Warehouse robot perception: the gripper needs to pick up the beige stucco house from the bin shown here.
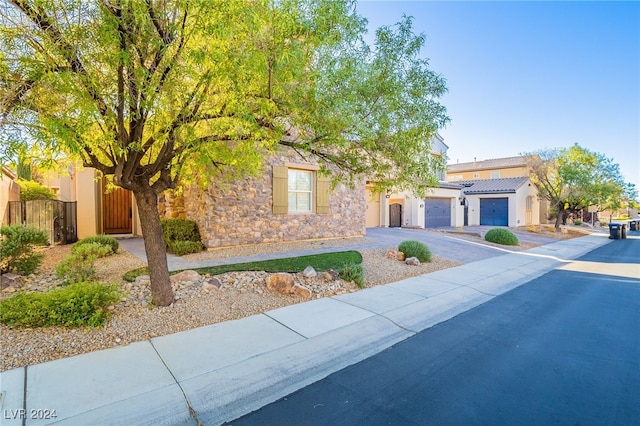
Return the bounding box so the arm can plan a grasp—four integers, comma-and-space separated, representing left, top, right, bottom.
0, 166, 21, 226
365, 133, 466, 229
447, 155, 548, 225
446, 156, 535, 182
459, 177, 540, 227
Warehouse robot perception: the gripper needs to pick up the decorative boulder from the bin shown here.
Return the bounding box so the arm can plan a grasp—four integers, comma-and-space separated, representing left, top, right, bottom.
135, 275, 151, 285
385, 249, 398, 259
266, 273, 312, 299
0, 273, 23, 290
170, 270, 202, 284
397, 251, 406, 261
323, 269, 340, 281
405, 257, 420, 266
302, 266, 317, 278
201, 282, 219, 293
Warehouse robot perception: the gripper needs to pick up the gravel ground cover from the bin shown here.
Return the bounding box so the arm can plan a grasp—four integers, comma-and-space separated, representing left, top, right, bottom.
0, 226, 582, 372
1, 239, 460, 371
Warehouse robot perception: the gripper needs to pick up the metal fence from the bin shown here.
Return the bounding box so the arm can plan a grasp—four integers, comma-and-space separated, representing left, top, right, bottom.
7, 200, 78, 245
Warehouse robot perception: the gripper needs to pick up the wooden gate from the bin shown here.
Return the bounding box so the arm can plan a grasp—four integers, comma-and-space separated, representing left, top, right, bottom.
102, 178, 132, 234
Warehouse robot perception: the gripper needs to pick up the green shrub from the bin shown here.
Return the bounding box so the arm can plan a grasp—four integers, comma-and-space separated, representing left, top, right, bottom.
0, 282, 120, 328
339, 262, 365, 288
484, 228, 519, 246
398, 240, 432, 262
161, 218, 202, 244
574, 220, 582, 226
16, 179, 55, 201
73, 235, 119, 255
161, 218, 203, 254
169, 240, 204, 256
0, 225, 49, 275
56, 243, 111, 284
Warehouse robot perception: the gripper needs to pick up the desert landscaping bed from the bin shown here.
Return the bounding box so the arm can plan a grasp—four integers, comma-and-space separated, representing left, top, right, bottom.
0, 227, 583, 372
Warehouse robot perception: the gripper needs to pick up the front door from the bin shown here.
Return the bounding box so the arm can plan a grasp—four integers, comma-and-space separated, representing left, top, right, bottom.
102, 178, 132, 234
389, 203, 402, 228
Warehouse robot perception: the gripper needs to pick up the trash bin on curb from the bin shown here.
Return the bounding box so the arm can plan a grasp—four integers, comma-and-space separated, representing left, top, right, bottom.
621, 224, 627, 239
631, 221, 638, 231
609, 223, 621, 239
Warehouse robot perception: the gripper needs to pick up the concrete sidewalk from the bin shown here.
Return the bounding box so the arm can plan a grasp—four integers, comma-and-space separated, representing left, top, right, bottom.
0, 234, 612, 425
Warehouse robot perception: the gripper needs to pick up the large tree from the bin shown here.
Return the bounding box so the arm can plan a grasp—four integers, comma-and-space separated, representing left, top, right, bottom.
1, 0, 449, 305
525, 144, 634, 231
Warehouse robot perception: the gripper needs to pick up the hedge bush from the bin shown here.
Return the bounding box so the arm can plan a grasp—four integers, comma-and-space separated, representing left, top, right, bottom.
169, 240, 204, 256
0, 225, 49, 275
484, 228, 519, 246
161, 218, 203, 255
398, 240, 432, 262
0, 282, 120, 328
161, 218, 202, 244
73, 235, 119, 255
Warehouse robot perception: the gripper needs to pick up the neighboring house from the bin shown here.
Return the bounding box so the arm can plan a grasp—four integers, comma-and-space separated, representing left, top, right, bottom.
0, 166, 21, 226
459, 177, 540, 227
446, 155, 548, 224
366, 133, 466, 229
446, 156, 534, 181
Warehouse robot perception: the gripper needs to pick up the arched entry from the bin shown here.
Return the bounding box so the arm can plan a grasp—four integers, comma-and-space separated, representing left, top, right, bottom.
389, 203, 402, 228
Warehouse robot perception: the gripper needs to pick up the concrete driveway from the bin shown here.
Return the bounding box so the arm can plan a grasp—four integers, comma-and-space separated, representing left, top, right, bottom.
365, 227, 533, 264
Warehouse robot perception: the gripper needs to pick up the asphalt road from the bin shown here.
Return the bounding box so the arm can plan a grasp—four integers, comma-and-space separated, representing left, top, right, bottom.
227, 236, 640, 425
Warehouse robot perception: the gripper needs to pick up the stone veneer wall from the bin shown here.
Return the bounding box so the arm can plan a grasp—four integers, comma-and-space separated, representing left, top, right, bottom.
176, 153, 366, 248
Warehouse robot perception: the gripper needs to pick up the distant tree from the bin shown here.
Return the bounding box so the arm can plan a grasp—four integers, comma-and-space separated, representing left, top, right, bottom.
526, 143, 631, 231
1, 1, 449, 306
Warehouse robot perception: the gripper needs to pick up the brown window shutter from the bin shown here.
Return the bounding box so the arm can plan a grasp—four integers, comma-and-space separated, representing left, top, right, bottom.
272, 166, 288, 214
316, 174, 331, 214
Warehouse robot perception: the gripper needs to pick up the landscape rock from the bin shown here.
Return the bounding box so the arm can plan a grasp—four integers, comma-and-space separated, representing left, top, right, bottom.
405, 257, 420, 266
385, 249, 398, 259
170, 270, 202, 284
134, 275, 151, 285
302, 266, 317, 278
265, 273, 312, 299
201, 283, 219, 293
397, 251, 406, 261
203, 276, 223, 289
323, 269, 340, 281
0, 273, 23, 289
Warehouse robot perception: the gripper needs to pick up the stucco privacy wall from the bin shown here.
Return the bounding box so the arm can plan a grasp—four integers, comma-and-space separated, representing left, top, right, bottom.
0, 168, 20, 225
178, 153, 366, 248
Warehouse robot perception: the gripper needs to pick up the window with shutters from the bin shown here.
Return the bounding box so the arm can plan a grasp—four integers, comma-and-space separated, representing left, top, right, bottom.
288, 169, 312, 212
272, 165, 331, 215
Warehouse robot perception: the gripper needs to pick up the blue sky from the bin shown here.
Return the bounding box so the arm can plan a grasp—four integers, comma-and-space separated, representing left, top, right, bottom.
356, 1, 640, 191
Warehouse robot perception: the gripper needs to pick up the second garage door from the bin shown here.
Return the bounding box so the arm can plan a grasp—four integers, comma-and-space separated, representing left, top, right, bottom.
425, 198, 451, 228
480, 198, 509, 226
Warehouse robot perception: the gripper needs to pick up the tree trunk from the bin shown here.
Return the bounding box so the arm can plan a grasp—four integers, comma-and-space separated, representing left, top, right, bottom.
133, 188, 175, 306
554, 206, 564, 232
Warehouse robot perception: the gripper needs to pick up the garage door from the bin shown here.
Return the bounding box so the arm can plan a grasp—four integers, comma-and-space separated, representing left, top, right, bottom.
480, 198, 509, 226
425, 198, 451, 228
